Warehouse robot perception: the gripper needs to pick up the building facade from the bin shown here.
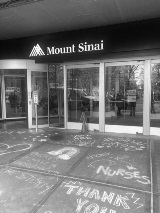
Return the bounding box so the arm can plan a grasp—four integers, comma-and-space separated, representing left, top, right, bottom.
0, 18, 160, 136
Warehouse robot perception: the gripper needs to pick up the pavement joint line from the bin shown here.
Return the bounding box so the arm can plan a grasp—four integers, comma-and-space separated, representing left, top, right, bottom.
64, 175, 152, 194
5, 146, 92, 178
2, 164, 152, 195
64, 147, 92, 176
30, 176, 67, 213
0, 164, 62, 177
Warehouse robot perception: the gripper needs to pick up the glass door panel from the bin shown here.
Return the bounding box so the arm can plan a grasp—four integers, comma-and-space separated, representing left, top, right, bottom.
150, 63, 160, 128
5, 75, 26, 118
0, 72, 2, 118
48, 64, 64, 127
31, 71, 48, 125
105, 64, 144, 127
67, 67, 99, 123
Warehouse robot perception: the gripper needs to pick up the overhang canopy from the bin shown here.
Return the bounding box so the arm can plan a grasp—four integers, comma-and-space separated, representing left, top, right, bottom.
0, 0, 160, 40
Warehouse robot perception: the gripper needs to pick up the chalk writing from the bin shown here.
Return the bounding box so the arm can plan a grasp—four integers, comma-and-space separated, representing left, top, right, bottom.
61, 181, 144, 213
0, 131, 13, 134
87, 152, 130, 161
0, 167, 58, 194
0, 142, 32, 156
40, 139, 47, 142
12, 146, 80, 173
12, 153, 58, 173
88, 159, 150, 185
48, 147, 79, 160
98, 137, 147, 151
17, 130, 27, 134
67, 134, 96, 147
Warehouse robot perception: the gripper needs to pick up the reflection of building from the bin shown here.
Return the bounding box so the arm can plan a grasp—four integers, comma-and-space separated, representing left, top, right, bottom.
1, 18, 160, 136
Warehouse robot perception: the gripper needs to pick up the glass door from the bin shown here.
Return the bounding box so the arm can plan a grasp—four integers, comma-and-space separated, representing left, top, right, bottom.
31, 71, 48, 126
150, 61, 160, 136
0, 72, 2, 119
66, 64, 99, 130
4, 75, 26, 118
105, 62, 144, 134
48, 64, 64, 128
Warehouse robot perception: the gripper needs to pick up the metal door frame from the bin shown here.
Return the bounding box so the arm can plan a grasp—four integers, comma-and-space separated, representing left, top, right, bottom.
27, 69, 49, 129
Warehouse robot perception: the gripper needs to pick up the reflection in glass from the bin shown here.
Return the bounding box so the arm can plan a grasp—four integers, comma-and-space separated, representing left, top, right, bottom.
0, 72, 2, 118
105, 65, 144, 126
67, 67, 99, 123
48, 64, 64, 127
31, 72, 48, 125
150, 63, 160, 127
5, 75, 26, 118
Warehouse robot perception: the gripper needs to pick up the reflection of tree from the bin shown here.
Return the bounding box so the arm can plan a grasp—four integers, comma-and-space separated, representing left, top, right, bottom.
68, 68, 99, 95
8, 92, 20, 113
110, 65, 143, 93
48, 64, 64, 87
152, 64, 160, 90
151, 64, 160, 101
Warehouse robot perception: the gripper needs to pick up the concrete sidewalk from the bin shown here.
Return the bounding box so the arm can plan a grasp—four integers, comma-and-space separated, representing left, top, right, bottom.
0, 128, 159, 213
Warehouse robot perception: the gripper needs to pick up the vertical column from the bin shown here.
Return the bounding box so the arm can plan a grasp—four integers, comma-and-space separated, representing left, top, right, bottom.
99, 63, 105, 132
115, 72, 120, 93
27, 69, 32, 129
106, 67, 112, 111
143, 60, 151, 135
1, 74, 6, 119
90, 76, 93, 117
63, 65, 68, 129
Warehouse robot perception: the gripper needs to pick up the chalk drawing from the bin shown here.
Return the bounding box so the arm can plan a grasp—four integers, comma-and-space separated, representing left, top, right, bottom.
13, 157, 58, 173
87, 152, 130, 161
0, 168, 58, 195
47, 147, 79, 160
40, 139, 47, 142
67, 135, 96, 147
17, 131, 27, 134
88, 159, 150, 185
98, 137, 147, 151
12, 147, 79, 172
0, 189, 3, 196
0, 142, 32, 155
62, 181, 144, 212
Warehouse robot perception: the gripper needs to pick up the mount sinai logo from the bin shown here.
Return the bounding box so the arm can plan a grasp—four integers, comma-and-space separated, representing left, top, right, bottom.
29, 40, 104, 57
29, 44, 45, 57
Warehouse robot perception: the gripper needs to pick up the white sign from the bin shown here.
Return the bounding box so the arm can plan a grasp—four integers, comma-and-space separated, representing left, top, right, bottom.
127, 90, 136, 102
33, 91, 38, 104
29, 40, 104, 57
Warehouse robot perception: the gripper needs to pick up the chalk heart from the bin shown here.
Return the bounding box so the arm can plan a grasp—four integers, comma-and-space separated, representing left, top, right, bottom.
0, 143, 32, 155
47, 147, 79, 160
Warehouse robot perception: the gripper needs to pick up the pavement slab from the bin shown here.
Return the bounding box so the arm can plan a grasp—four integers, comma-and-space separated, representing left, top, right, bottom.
0, 128, 159, 212
0, 140, 42, 165
96, 136, 149, 151
69, 147, 151, 192
152, 139, 160, 194
153, 194, 160, 213
0, 167, 61, 213
35, 178, 151, 213
10, 144, 89, 175
49, 131, 102, 147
